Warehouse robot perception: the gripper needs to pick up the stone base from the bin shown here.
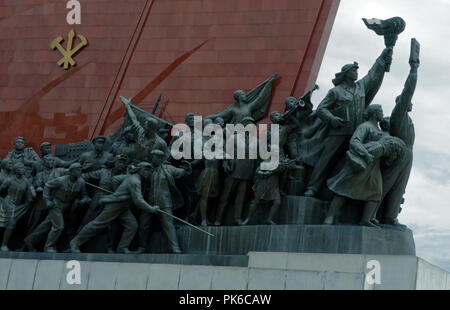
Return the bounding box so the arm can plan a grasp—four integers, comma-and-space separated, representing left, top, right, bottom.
1, 252, 447, 290
148, 223, 416, 256
248, 195, 367, 225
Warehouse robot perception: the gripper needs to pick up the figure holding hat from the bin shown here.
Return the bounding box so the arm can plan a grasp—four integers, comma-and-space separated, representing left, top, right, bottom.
77, 154, 129, 250
24, 163, 91, 252
79, 136, 113, 173
137, 149, 191, 254
303, 46, 393, 198
70, 162, 159, 254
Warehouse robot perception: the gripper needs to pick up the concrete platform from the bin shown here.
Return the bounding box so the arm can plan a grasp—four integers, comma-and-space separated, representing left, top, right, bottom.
0, 252, 447, 290
147, 223, 415, 256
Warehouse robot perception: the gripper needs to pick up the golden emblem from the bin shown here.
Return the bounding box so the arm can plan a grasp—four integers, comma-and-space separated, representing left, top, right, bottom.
50, 29, 88, 70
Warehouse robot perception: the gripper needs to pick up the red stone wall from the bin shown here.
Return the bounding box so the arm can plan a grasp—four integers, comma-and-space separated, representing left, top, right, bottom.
0, 0, 339, 155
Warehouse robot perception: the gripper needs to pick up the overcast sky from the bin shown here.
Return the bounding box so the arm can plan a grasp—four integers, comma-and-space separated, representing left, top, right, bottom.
313, 0, 450, 271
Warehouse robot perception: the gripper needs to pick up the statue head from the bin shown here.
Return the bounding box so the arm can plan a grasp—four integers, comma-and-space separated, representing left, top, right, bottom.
233, 90, 247, 103
203, 118, 213, 128
114, 154, 128, 172
92, 136, 106, 152
13, 162, 25, 177
284, 97, 297, 110
136, 161, 152, 179
14, 137, 25, 151
332, 62, 359, 86
185, 113, 195, 128
1, 160, 12, 173
42, 155, 55, 169
40, 142, 52, 157
69, 163, 82, 179
380, 116, 391, 133
214, 117, 225, 128
270, 111, 282, 124
366, 104, 384, 122
150, 149, 166, 167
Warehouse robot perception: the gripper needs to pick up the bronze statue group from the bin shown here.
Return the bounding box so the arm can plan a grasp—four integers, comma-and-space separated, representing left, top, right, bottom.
0, 21, 419, 254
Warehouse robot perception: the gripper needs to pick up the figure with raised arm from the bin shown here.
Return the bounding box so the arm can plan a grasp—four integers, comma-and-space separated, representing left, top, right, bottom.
303, 47, 393, 198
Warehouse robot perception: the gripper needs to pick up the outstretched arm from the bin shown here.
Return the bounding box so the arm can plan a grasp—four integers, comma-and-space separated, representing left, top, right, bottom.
128, 178, 158, 213
390, 59, 418, 133
121, 96, 146, 145
121, 96, 139, 127
361, 47, 392, 107
350, 124, 373, 163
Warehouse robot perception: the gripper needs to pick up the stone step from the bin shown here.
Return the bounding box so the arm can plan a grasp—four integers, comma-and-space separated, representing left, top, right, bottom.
278, 195, 329, 224
0, 251, 249, 267
148, 223, 415, 256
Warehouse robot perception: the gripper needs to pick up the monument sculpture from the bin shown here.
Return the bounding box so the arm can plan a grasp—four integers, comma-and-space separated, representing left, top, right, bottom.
0, 17, 419, 257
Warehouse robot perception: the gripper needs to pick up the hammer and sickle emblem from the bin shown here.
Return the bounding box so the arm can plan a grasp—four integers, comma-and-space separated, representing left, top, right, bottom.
50, 29, 88, 70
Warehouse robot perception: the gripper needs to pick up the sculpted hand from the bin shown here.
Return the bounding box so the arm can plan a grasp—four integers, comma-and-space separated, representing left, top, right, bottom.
148, 205, 160, 214
409, 59, 420, 71
382, 47, 393, 66
330, 117, 345, 128
364, 153, 374, 165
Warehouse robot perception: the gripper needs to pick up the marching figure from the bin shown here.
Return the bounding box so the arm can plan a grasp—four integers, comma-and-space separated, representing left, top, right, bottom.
24, 163, 90, 252
70, 162, 159, 253
137, 150, 192, 253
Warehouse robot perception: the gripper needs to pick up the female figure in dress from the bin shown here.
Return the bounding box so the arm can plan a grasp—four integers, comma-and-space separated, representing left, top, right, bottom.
324, 104, 405, 227
0, 162, 36, 251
